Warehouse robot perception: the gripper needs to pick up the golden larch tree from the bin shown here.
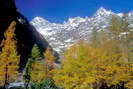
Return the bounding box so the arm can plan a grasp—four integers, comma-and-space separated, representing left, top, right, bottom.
0, 21, 20, 88
53, 40, 131, 89
30, 60, 47, 83
44, 47, 56, 77
53, 41, 96, 89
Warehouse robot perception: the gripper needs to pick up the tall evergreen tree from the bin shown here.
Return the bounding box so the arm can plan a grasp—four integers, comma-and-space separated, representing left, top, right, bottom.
23, 44, 42, 89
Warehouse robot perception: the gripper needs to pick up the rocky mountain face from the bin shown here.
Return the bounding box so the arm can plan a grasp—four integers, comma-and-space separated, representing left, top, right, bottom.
0, 0, 50, 69
31, 7, 133, 54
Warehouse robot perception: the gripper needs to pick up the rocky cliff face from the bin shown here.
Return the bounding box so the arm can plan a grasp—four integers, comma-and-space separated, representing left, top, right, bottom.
0, 0, 50, 69
31, 7, 133, 54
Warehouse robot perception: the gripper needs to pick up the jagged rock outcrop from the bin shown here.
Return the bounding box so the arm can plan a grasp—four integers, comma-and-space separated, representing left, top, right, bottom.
0, 0, 50, 69
31, 7, 133, 54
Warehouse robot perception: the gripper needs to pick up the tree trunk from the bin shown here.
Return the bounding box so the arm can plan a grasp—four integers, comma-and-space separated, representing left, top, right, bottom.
4, 65, 9, 89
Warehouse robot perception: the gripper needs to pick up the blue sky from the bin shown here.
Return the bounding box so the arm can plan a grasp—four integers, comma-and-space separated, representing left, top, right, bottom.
15, 0, 133, 23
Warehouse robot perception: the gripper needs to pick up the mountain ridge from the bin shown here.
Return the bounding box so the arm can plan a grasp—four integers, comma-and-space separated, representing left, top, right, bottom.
31, 7, 133, 54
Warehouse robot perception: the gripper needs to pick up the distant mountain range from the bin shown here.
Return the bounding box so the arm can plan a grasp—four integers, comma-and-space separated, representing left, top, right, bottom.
31, 7, 133, 54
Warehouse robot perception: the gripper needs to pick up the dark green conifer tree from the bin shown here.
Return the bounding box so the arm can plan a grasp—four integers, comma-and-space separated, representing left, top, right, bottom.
23, 44, 42, 89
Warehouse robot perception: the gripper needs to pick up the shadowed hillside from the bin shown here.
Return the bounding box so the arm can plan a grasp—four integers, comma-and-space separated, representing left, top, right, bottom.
0, 0, 50, 69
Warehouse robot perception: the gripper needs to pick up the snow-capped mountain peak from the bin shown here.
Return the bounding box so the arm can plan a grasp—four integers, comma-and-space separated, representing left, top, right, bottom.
32, 17, 49, 24
63, 17, 86, 29
95, 7, 113, 17
68, 17, 86, 24
117, 13, 124, 17
31, 7, 132, 54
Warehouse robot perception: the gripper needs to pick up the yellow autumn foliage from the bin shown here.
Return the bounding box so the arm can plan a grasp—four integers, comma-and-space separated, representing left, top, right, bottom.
44, 47, 56, 71
0, 21, 20, 86
53, 40, 131, 89
30, 60, 47, 83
